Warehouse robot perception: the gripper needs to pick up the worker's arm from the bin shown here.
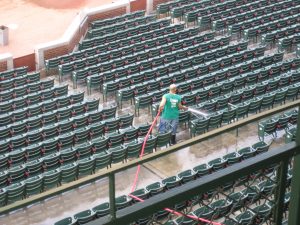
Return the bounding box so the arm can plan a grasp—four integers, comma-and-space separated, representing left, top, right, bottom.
178, 102, 188, 111
159, 96, 166, 112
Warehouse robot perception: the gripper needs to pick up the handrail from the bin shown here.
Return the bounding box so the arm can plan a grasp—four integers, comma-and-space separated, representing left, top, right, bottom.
89, 142, 298, 225
0, 99, 300, 215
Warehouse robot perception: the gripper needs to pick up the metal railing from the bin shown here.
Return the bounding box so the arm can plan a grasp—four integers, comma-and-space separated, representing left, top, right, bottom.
1, 100, 300, 225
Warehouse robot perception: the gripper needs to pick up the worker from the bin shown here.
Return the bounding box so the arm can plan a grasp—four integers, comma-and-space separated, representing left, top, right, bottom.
158, 84, 188, 145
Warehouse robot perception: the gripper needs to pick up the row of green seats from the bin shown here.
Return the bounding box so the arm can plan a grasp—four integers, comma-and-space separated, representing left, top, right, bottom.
0, 113, 133, 172
171, 0, 226, 22
79, 22, 184, 50
0, 84, 67, 117
0, 78, 53, 103
0, 99, 100, 154
156, 0, 197, 17
203, 0, 285, 31
88, 15, 156, 38
90, 10, 145, 29
151, 56, 299, 121
101, 34, 232, 101
184, 0, 262, 25
261, 24, 300, 48
83, 18, 170, 46
229, 8, 300, 37
67, 27, 203, 84
0, 66, 27, 81
118, 45, 267, 110
46, 23, 186, 72
212, 0, 296, 33
243, 9, 300, 42
86, 33, 218, 93
0, 92, 84, 132
0, 130, 171, 207
55, 139, 274, 225
258, 109, 298, 141
0, 71, 39, 92
189, 81, 300, 137
278, 34, 300, 53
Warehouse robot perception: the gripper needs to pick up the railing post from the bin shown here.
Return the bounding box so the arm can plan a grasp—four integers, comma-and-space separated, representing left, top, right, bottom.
288, 105, 300, 225
274, 158, 289, 225
109, 173, 116, 221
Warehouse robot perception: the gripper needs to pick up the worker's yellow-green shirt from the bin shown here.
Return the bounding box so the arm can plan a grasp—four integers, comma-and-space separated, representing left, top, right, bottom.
161, 93, 181, 120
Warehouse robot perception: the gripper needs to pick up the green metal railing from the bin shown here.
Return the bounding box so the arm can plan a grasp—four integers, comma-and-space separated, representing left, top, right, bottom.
1, 100, 300, 225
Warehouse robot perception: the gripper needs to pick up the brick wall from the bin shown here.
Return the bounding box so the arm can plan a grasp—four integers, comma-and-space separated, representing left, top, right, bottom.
153, 0, 172, 10
130, 0, 146, 12
88, 6, 127, 23
0, 60, 8, 72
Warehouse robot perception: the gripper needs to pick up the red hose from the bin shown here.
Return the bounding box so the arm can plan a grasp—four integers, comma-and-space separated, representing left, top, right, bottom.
129, 110, 223, 225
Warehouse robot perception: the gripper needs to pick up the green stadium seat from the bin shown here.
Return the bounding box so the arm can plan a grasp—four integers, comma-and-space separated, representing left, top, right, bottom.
60, 162, 78, 183
25, 175, 43, 197
54, 217, 77, 225
77, 157, 95, 177
94, 151, 111, 171
92, 202, 110, 218
74, 209, 96, 224
107, 146, 127, 164
6, 182, 25, 203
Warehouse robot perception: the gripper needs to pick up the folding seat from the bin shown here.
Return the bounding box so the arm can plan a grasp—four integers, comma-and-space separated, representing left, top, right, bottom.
40, 79, 54, 90
8, 163, 27, 183
41, 138, 59, 156
0, 126, 10, 140
286, 83, 300, 100
25, 174, 43, 197
58, 132, 74, 150
58, 119, 74, 135
119, 126, 139, 143
146, 182, 165, 196
71, 104, 85, 117
14, 76, 27, 87
85, 99, 99, 112
8, 148, 26, 166
9, 134, 27, 151
247, 96, 262, 114
155, 131, 171, 149
56, 96, 70, 109
100, 106, 117, 120
12, 98, 27, 111
189, 117, 209, 137
74, 127, 90, 145
106, 131, 124, 147
0, 79, 13, 92
74, 209, 96, 224
208, 157, 228, 171
41, 100, 56, 112
139, 135, 157, 155
134, 94, 152, 117
162, 176, 182, 190
92, 202, 110, 218
27, 72, 40, 84
103, 117, 120, 133
42, 152, 60, 171
252, 141, 269, 154
56, 107, 71, 122
54, 85, 68, 97
60, 162, 78, 183
124, 139, 142, 159
88, 122, 104, 140
220, 80, 234, 94
210, 199, 233, 218
260, 92, 275, 110
238, 146, 256, 159
25, 158, 43, 176
118, 113, 134, 129
70, 92, 84, 104
108, 145, 127, 164
178, 169, 196, 183
26, 129, 42, 146
6, 182, 25, 203
27, 82, 40, 93
91, 136, 108, 154
26, 93, 41, 106
235, 102, 250, 119
41, 111, 57, 126
115, 195, 132, 210
236, 209, 256, 224
73, 115, 88, 129
0, 90, 12, 102
60, 147, 76, 164
77, 156, 95, 179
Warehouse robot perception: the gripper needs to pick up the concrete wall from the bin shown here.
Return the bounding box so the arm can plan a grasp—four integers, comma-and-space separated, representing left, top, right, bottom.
2, 0, 173, 72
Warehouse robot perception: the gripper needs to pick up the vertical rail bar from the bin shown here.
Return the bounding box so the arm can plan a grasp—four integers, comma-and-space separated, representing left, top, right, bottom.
288, 105, 300, 225
274, 158, 289, 225
109, 173, 116, 221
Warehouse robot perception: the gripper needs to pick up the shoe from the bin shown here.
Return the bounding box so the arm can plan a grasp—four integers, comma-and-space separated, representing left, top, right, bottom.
171, 135, 176, 145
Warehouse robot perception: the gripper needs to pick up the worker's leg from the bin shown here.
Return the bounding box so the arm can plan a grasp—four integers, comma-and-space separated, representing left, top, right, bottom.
170, 119, 179, 145
158, 118, 167, 133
